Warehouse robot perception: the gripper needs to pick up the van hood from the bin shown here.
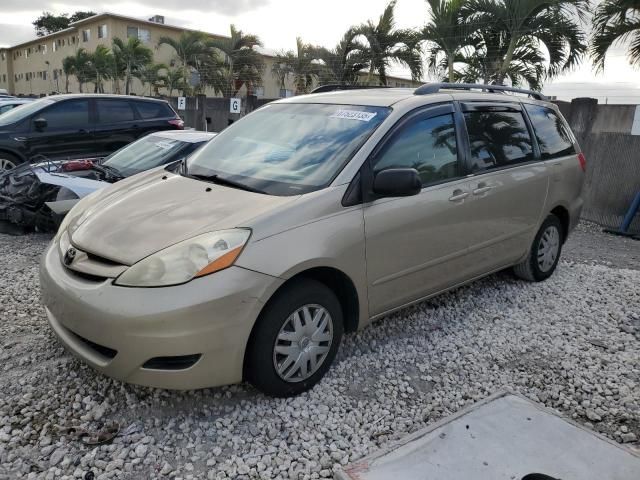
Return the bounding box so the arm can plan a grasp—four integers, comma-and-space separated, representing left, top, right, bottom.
68, 169, 297, 265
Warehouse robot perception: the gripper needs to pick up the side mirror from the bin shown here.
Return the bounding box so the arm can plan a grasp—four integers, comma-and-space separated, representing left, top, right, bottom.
373, 168, 422, 197
34, 117, 48, 131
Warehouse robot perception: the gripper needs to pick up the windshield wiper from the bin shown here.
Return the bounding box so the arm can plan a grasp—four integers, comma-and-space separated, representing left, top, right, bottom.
95, 163, 125, 181
189, 173, 266, 194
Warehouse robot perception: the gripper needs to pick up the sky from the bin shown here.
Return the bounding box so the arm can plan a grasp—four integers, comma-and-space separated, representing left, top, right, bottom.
2, 0, 640, 103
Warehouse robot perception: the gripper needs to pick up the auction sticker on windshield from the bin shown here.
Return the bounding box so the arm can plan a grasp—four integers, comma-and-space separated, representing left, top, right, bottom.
330, 110, 378, 122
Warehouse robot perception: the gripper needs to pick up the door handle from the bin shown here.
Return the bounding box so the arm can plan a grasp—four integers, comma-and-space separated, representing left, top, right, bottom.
449, 189, 470, 202
78, 129, 89, 134
472, 185, 493, 195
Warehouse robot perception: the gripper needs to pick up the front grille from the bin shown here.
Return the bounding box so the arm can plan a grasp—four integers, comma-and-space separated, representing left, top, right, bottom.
142, 354, 201, 371
69, 330, 117, 359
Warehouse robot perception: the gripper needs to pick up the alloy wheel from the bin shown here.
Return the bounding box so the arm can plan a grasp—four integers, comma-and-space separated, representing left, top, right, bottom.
0, 158, 16, 171
537, 225, 560, 272
273, 304, 333, 383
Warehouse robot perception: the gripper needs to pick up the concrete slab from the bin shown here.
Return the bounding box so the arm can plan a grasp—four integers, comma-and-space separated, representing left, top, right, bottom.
336, 391, 640, 480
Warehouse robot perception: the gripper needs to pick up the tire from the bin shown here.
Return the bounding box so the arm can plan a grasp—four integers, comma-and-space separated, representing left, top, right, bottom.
513, 214, 564, 282
0, 152, 20, 172
245, 278, 344, 397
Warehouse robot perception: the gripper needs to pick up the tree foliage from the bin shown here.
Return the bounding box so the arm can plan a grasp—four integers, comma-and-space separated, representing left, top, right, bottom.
591, 0, 640, 71
33, 11, 96, 37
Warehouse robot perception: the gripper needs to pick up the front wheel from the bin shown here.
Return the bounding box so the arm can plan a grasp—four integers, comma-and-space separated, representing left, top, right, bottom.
0, 153, 20, 172
245, 279, 343, 397
513, 214, 564, 282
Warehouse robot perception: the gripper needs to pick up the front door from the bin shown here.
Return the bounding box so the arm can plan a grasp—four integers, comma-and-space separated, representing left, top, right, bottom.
459, 102, 549, 275
25, 98, 94, 161
363, 104, 478, 316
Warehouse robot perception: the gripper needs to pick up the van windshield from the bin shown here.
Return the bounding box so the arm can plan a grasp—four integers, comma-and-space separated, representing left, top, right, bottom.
186, 103, 390, 195
0, 98, 54, 126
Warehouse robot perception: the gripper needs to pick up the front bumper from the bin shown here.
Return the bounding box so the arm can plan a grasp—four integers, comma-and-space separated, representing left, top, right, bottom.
40, 241, 283, 390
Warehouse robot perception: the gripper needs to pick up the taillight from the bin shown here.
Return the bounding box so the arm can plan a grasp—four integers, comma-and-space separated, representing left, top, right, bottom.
577, 152, 586, 172
169, 118, 184, 130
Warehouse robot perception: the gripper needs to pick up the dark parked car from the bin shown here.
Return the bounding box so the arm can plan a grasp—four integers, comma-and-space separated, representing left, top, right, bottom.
0, 94, 184, 171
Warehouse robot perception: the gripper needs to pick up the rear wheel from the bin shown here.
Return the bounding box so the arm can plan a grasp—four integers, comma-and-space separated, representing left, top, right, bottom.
0, 153, 19, 172
245, 279, 343, 397
513, 214, 563, 282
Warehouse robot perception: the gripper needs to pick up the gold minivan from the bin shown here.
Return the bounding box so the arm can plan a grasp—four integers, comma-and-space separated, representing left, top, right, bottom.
40, 84, 585, 397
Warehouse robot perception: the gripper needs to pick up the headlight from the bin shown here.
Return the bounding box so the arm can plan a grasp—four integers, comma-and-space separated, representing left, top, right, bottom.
115, 229, 251, 287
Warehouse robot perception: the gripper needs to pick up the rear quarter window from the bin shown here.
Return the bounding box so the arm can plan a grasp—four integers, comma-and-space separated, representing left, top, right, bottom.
135, 101, 174, 119
524, 104, 576, 159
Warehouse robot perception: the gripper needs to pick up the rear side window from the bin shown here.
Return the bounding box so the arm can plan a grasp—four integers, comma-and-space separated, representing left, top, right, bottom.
374, 114, 459, 186
135, 101, 174, 119
524, 104, 576, 159
38, 99, 89, 129
464, 110, 534, 172
97, 100, 135, 124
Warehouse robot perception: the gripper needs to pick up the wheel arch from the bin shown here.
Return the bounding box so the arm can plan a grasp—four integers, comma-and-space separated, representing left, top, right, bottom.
549, 205, 570, 242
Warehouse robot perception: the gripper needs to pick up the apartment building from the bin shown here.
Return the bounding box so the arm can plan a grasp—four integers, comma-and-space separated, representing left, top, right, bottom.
0, 13, 420, 98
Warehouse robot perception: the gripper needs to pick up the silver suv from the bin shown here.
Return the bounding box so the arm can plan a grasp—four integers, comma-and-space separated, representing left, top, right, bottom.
40, 84, 585, 397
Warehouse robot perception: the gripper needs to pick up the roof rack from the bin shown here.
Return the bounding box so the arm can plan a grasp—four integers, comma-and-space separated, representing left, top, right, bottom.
414, 83, 547, 101
310, 84, 391, 94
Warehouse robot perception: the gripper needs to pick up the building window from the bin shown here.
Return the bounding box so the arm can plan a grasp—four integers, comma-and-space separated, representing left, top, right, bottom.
98, 24, 107, 39
254, 86, 264, 98
82, 29, 91, 42
280, 89, 293, 98
42, 44, 47, 54
43, 71, 48, 80
52, 41, 56, 52
127, 26, 150, 43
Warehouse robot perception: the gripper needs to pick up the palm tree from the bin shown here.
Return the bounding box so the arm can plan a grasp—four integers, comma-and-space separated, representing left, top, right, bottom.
316, 29, 370, 85
89, 45, 114, 93
162, 68, 188, 97
159, 31, 211, 93
135, 63, 168, 96
62, 56, 75, 93
422, 0, 476, 82
207, 25, 265, 97
463, 0, 588, 85
63, 48, 92, 93
272, 38, 326, 95
451, 31, 546, 89
353, 0, 423, 85
591, 0, 640, 71
112, 36, 153, 95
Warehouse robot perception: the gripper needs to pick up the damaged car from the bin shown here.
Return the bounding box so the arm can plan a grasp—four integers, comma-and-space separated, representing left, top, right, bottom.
0, 131, 215, 232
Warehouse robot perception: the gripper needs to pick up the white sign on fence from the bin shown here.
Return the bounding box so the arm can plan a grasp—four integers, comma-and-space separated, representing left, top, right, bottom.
177, 97, 186, 110
230, 98, 241, 114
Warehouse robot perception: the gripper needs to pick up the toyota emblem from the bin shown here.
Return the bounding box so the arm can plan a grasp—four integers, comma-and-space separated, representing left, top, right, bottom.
63, 247, 77, 266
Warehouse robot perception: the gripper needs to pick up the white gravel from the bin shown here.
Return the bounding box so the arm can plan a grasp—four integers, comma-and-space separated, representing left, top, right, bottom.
0, 224, 639, 479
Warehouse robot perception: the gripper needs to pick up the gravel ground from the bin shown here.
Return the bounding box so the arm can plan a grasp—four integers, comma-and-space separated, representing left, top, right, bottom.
0, 222, 639, 480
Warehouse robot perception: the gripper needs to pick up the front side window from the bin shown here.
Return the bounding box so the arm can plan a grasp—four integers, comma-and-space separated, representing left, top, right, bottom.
374, 113, 459, 186
0, 98, 53, 126
36, 100, 89, 130
97, 99, 135, 124
464, 110, 534, 172
187, 103, 390, 196
524, 104, 576, 159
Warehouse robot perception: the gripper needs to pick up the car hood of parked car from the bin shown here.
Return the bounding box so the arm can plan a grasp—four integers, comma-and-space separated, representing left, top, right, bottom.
67, 168, 298, 265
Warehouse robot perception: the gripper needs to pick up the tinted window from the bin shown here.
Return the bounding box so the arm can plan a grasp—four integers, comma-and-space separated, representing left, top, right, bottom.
187, 103, 390, 196
374, 114, 459, 186
97, 100, 135, 124
135, 101, 173, 119
0, 105, 14, 114
38, 100, 89, 129
524, 104, 576, 159
464, 110, 534, 172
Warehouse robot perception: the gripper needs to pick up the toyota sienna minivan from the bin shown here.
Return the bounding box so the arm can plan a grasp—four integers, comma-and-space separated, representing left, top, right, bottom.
40, 84, 585, 397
